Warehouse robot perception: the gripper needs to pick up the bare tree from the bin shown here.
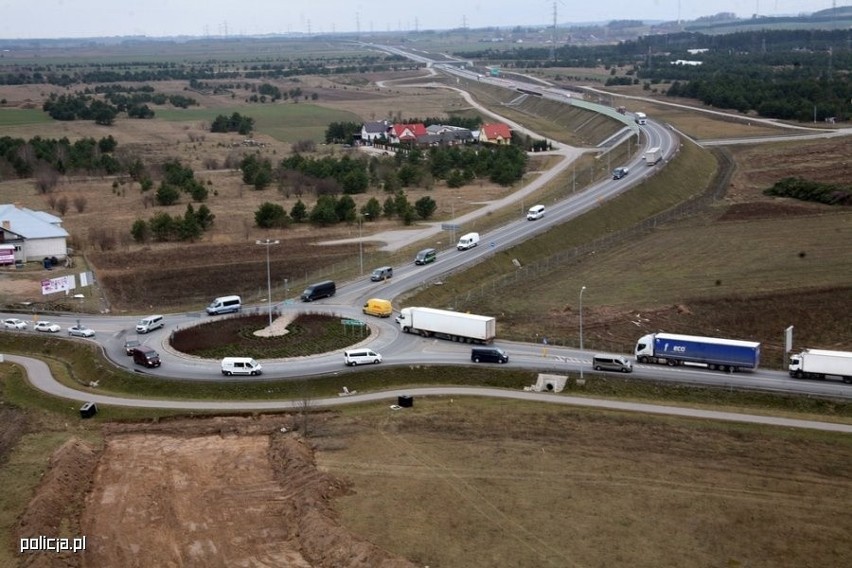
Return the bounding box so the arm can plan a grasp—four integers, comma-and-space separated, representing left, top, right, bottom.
73, 195, 88, 213
34, 167, 60, 194
88, 227, 117, 251
46, 193, 58, 210
55, 196, 69, 215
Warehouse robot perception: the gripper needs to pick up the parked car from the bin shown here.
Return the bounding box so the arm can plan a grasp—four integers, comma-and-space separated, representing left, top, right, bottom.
34, 321, 61, 333
124, 338, 141, 355
67, 325, 96, 338
3, 318, 27, 330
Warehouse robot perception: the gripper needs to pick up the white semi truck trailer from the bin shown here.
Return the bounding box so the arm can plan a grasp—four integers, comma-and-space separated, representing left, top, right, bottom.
789, 349, 852, 383
396, 307, 496, 343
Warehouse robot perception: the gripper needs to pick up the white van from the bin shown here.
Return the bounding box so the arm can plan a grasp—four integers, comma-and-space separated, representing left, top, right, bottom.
343, 349, 382, 366
457, 232, 480, 250
135, 315, 164, 334
527, 204, 545, 220
206, 295, 242, 315
221, 357, 263, 376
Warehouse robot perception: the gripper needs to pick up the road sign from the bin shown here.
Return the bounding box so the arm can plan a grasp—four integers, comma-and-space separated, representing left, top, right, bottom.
341, 319, 365, 326
441, 223, 461, 231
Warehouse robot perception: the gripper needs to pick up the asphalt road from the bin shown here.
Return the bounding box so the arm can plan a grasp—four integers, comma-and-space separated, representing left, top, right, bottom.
3, 48, 850, 414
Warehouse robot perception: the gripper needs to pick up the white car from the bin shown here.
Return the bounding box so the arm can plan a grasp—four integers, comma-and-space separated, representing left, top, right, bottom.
34, 321, 61, 333
3, 318, 27, 330
67, 325, 95, 338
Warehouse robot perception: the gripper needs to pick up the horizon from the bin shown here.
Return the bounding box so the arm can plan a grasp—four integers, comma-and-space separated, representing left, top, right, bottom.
0, 1, 846, 41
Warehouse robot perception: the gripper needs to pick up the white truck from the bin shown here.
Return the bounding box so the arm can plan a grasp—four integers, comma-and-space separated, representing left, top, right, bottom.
789, 349, 852, 384
634, 112, 647, 125
644, 147, 662, 165
396, 307, 496, 344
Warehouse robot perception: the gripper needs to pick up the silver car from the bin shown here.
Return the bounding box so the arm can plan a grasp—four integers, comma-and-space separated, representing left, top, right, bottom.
3, 318, 27, 330
67, 325, 96, 338
34, 321, 61, 333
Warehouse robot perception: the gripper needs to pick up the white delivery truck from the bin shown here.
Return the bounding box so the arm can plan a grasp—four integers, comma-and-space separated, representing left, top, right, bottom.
644, 147, 662, 165
634, 112, 647, 125
457, 232, 480, 250
789, 349, 852, 383
396, 307, 496, 343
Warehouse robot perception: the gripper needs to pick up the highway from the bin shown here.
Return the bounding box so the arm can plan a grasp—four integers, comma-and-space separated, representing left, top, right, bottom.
2, 46, 850, 409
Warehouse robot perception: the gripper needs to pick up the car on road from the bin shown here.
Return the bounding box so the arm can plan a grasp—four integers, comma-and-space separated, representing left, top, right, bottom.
3, 318, 27, 330
67, 325, 96, 338
124, 338, 141, 355
612, 167, 629, 180
34, 321, 61, 333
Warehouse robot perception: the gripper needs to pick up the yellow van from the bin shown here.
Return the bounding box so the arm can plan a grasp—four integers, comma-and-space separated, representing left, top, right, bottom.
362, 298, 393, 318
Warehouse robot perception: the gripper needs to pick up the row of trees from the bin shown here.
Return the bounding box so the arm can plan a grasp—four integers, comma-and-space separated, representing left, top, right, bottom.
0, 134, 118, 181
211, 112, 255, 135
254, 191, 437, 229
765, 177, 851, 206
131, 203, 215, 243
265, 144, 527, 195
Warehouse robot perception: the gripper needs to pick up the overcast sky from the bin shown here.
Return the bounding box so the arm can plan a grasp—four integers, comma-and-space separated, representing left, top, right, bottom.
0, 1, 842, 39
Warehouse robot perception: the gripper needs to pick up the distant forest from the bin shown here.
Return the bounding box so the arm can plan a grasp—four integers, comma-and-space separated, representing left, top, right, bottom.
459, 29, 852, 122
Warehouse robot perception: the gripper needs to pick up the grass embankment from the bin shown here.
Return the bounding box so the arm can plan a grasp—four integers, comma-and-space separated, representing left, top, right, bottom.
404, 135, 717, 309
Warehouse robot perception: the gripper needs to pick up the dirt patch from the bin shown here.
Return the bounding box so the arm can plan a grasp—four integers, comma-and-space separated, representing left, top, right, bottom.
13, 415, 417, 567
15, 437, 99, 568
0, 406, 27, 465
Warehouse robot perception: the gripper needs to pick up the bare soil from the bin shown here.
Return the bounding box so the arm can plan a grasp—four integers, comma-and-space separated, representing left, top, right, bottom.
16, 415, 417, 568
13, 410, 852, 568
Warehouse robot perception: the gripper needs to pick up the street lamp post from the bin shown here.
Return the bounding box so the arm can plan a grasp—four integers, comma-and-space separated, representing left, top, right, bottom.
579, 286, 587, 380
358, 213, 370, 275
256, 238, 279, 328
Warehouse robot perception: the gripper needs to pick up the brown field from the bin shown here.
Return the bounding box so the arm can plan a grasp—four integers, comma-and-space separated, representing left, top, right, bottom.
13, 408, 852, 568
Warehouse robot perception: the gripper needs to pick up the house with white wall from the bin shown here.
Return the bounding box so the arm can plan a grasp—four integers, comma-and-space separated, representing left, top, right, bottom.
0, 204, 69, 263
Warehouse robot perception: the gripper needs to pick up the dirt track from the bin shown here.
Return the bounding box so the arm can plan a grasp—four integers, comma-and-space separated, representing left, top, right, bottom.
17, 416, 417, 568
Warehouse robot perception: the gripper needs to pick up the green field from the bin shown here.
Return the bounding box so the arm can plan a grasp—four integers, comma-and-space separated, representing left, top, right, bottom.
0, 108, 53, 127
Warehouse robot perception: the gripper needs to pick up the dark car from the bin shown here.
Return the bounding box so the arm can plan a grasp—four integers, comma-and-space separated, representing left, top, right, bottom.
124, 338, 141, 355
132, 345, 161, 368
471, 347, 509, 364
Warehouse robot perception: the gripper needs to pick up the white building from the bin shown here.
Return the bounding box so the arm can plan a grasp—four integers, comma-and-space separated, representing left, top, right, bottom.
0, 204, 69, 263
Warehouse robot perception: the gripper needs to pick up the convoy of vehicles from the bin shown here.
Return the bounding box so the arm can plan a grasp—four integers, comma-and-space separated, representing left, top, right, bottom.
635, 332, 760, 372
396, 307, 496, 344
789, 349, 852, 383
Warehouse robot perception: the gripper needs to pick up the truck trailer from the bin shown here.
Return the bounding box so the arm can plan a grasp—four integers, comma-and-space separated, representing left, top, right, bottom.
789, 349, 852, 383
634, 112, 647, 125
635, 332, 760, 372
396, 307, 496, 343
644, 147, 662, 165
